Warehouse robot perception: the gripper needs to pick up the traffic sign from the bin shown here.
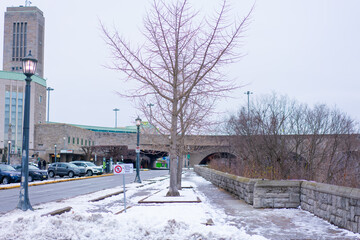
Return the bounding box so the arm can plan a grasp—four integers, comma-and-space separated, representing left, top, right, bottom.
135, 146, 140, 153
113, 164, 133, 175
114, 165, 122, 174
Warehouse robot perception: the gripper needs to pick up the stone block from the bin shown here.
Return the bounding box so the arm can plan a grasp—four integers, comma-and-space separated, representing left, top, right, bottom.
262, 198, 274, 208
349, 198, 357, 206
274, 202, 286, 208
335, 216, 345, 228
285, 202, 300, 208
290, 193, 300, 203
264, 193, 290, 199
253, 198, 261, 208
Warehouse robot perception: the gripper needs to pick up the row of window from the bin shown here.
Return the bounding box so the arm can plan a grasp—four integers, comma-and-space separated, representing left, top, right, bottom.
4, 90, 23, 151
68, 137, 94, 147
12, 22, 27, 61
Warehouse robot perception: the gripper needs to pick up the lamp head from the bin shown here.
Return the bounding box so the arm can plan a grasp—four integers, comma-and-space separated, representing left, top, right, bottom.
22, 51, 38, 77
135, 116, 142, 126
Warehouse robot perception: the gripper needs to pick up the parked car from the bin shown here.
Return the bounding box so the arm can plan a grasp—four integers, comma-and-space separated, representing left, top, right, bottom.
71, 161, 103, 176
29, 162, 38, 168
47, 162, 86, 178
0, 164, 21, 184
12, 164, 48, 182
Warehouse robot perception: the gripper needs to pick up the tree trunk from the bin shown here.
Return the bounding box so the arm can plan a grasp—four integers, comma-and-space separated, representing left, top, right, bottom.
176, 154, 184, 190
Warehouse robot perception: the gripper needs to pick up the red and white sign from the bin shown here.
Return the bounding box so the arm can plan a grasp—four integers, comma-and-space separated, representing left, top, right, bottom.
113, 164, 133, 175
135, 146, 140, 153
114, 165, 122, 174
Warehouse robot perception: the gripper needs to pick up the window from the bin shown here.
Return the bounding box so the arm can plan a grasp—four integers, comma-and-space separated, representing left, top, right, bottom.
77, 138, 79, 144
81, 139, 83, 145
73, 137, 75, 144
12, 22, 27, 61
68, 137, 70, 144
39, 95, 42, 103
85, 140, 87, 146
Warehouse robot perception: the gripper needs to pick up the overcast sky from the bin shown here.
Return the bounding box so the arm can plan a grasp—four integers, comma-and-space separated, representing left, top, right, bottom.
1, 0, 359, 128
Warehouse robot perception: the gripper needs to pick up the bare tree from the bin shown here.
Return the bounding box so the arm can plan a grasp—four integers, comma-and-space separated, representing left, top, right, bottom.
81, 146, 94, 161
102, 0, 252, 196
223, 93, 360, 187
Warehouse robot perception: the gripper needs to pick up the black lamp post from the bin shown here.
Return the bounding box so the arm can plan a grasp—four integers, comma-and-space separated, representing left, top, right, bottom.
54, 144, 57, 163
7, 140, 11, 165
134, 116, 142, 183
17, 51, 37, 211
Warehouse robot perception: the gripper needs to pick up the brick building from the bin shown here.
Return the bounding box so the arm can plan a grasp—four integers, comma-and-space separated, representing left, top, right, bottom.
3, 6, 45, 77
0, 5, 46, 161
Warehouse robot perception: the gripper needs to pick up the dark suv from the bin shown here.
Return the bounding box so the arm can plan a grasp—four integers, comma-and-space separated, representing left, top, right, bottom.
48, 162, 85, 178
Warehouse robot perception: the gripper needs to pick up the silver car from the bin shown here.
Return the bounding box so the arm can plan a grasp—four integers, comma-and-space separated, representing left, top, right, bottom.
71, 161, 103, 176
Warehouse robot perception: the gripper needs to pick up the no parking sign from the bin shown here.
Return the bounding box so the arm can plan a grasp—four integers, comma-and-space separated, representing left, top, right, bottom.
113, 164, 133, 213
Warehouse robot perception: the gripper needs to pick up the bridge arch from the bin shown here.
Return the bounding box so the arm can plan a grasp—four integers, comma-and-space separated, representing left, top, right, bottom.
199, 152, 237, 165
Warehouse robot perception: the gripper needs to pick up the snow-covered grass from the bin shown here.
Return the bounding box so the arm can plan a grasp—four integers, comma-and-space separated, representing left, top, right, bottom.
0, 171, 359, 240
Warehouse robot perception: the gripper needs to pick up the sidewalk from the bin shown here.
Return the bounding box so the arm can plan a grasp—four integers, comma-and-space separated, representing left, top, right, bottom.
190, 170, 360, 240
0, 169, 359, 240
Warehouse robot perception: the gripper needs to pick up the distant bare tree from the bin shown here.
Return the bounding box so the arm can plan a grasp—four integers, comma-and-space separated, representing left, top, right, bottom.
102, 0, 252, 195
92, 145, 129, 162
223, 93, 360, 187
81, 146, 94, 161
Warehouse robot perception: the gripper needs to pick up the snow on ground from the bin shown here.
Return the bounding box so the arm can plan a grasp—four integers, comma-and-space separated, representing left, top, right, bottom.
0, 171, 359, 240
0, 174, 266, 240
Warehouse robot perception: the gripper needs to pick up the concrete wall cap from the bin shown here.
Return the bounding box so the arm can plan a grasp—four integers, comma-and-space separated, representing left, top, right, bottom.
255, 180, 302, 187
301, 181, 360, 199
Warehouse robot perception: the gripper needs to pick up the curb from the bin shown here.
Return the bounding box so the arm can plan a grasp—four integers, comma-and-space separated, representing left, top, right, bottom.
0, 173, 114, 190
41, 206, 72, 217
0, 168, 152, 190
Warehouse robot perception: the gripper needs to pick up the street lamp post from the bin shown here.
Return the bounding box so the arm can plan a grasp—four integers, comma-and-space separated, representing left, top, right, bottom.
54, 144, 57, 163
17, 51, 37, 211
113, 108, 119, 128
134, 116, 142, 183
244, 91, 253, 118
8, 140, 11, 165
46, 87, 54, 122
147, 103, 154, 123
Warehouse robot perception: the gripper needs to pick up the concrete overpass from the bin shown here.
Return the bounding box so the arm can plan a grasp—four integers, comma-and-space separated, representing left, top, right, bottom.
32, 123, 235, 167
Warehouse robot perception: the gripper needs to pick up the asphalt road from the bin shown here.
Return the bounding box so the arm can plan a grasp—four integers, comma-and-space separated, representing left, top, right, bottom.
0, 170, 168, 214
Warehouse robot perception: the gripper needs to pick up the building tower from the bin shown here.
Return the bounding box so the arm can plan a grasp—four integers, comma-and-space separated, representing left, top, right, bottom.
3, 6, 45, 78
0, 5, 46, 161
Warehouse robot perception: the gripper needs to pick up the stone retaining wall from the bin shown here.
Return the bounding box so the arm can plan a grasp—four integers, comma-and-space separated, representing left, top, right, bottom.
301, 181, 360, 233
194, 165, 360, 233
253, 180, 301, 208
194, 165, 256, 204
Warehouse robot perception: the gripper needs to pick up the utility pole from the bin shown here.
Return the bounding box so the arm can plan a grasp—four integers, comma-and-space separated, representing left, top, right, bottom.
113, 108, 119, 128
244, 91, 253, 118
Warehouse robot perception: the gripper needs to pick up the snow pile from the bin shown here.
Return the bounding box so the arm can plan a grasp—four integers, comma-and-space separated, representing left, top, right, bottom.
0, 176, 266, 240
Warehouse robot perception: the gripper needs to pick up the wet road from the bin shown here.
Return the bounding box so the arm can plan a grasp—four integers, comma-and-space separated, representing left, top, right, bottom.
0, 170, 168, 214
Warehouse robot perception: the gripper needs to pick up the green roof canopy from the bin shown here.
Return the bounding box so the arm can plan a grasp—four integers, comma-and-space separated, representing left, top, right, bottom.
0, 71, 46, 87
69, 123, 137, 133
